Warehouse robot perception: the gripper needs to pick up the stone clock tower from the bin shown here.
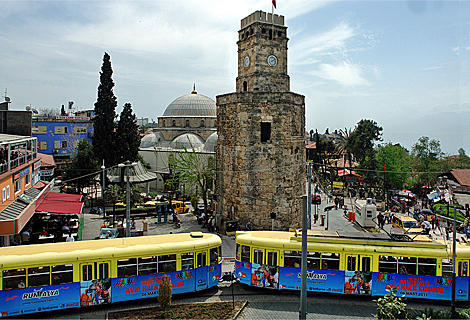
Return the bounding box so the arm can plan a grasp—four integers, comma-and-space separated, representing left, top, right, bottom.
216, 11, 305, 231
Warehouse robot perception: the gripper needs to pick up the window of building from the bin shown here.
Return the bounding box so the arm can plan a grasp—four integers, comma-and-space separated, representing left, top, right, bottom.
2, 188, 6, 203
200, 120, 205, 127
6, 185, 10, 199
33, 126, 47, 134
162, 120, 165, 127
185, 120, 190, 127
14, 179, 21, 193
25, 173, 30, 186
54, 126, 68, 134
172, 120, 176, 127
61, 141, 67, 149
73, 127, 87, 134
243, 81, 248, 92
214, 120, 217, 127
260, 122, 271, 143
40, 141, 47, 150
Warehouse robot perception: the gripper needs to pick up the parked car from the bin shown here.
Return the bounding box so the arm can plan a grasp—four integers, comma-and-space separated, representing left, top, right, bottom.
311, 193, 321, 205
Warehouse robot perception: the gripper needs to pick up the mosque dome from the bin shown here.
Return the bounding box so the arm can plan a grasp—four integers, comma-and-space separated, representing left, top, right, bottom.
162, 86, 216, 117
203, 132, 218, 152
140, 132, 165, 148
169, 133, 204, 150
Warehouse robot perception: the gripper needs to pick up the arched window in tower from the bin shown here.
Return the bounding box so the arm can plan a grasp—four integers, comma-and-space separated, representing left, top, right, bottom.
185, 120, 190, 127
269, 29, 272, 40
162, 119, 165, 127
200, 120, 205, 127
172, 120, 176, 127
243, 81, 248, 92
214, 120, 217, 127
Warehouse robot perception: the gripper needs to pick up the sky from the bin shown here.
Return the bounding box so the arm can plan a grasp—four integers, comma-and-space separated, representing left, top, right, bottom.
1, 0, 469, 155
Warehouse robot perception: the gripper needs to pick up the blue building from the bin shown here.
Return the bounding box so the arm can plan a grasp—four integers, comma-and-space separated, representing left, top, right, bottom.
32, 109, 94, 162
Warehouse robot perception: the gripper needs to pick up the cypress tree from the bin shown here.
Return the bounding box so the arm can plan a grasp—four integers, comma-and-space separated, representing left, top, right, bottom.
93, 52, 118, 166
116, 103, 140, 163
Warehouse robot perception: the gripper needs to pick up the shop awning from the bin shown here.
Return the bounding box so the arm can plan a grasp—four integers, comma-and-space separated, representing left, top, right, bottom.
36, 192, 83, 214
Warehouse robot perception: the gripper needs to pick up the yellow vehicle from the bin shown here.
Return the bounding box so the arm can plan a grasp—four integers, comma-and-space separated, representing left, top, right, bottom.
234, 229, 470, 300
171, 200, 189, 214
0, 233, 221, 317
391, 214, 423, 234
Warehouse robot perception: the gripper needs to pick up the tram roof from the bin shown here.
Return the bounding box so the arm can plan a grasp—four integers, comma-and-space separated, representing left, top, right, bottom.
0, 233, 221, 268
236, 230, 456, 250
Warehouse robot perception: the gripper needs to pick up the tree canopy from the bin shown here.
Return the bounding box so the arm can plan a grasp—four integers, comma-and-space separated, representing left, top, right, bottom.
93, 52, 118, 167
63, 140, 99, 193
348, 119, 383, 167
116, 103, 141, 163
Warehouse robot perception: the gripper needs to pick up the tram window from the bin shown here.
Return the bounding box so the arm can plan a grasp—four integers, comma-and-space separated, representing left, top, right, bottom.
2, 268, 26, 290
98, 263, 109, 279
240, 245, 250, 263
322, 253, 339, 270
253, 249, 263, 264
442, 259, 453, 277
267, 251, 278, 266
378, 256, 397, 274
307, 252, 320, 269
284, 251, 301, 268
28, 266, 50, 287
418, 258, 437, 276
210, 248, 219, 265
347, 256, 357, 271
138, 256, 158, 275
398, 257, 416, 275
181, 253, 194, 270
82, 264, 93, 281
361, 257, 371, 272
117, 258, 137, 278
158, 254, 176, 273
458, 261, 468, 277
52, 264, 73, 285
197, 252, 207, 267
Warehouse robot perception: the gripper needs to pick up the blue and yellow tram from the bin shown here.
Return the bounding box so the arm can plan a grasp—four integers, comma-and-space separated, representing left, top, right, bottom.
235, 230, 470, 300
0, 232, 221, 317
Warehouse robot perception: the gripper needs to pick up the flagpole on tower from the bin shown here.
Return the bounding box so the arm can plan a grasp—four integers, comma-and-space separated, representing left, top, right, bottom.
272, 0, 276, 37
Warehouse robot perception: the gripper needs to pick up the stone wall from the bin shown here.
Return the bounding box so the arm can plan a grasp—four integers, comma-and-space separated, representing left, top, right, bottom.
216, 91, 305, 230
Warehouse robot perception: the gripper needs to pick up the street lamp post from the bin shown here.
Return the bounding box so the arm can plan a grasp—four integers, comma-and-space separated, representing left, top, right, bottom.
101, 160, 106, 218
118, 161, 138, 237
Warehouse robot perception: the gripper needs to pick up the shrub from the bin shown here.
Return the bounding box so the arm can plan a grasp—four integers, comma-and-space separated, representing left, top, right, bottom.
374, 287, 409, 319
158, 275, 172, 310
190, 195, 200, 212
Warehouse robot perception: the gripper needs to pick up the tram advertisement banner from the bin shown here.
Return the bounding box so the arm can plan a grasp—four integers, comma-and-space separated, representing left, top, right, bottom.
234, 261, 251, 286
372, 273, 469, 300
250, 263, 279, 289
111, 265, 221, 302
1, 282, 80, 318
279, 267, 345, 293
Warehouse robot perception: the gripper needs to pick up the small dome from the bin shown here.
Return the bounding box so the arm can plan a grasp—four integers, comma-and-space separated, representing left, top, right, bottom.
170, 133, 204, 150
203, 132, 218, 152
140, 132, 165, 148
162, 86, 216, 117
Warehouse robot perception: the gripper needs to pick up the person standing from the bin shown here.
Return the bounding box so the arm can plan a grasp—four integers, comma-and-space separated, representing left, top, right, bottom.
66, 232, 74, 242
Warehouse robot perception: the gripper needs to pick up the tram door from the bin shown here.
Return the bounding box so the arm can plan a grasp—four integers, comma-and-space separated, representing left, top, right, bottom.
80, 261, 111, 306
346, 255, 372, 272
195, 251, 208, 290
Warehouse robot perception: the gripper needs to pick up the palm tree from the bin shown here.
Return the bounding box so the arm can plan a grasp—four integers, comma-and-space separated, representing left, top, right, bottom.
337, 127, 354, 169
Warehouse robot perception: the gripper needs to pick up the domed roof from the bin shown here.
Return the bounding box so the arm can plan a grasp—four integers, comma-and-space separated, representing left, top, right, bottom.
203, 132, 218, 152
170, 133, 204, 150
140, 132, 165, 148
162, 86, 216, 117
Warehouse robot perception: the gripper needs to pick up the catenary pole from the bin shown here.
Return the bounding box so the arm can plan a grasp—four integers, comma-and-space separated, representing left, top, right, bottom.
299, 195, 307, 319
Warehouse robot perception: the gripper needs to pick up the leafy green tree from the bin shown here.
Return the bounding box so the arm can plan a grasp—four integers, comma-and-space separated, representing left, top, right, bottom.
411, 136, 443, 185
376, 143, 410, 190
63, 140, 99, 193
92, 52, 118, 167
168, 142, 215, 216
348, 119, 383, 167
104, 184, 122, 214
116, 103, 141, 163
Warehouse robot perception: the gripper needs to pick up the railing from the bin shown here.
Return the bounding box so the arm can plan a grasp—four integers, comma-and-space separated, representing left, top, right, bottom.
0, 152, 38, 175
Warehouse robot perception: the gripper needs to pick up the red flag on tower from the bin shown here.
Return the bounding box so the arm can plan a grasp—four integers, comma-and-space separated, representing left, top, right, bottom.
272, 0, 277, 9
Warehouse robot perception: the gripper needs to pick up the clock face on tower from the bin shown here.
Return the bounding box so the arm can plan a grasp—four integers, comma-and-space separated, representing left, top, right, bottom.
244, 56, 250, 68
267, 55, 277, 67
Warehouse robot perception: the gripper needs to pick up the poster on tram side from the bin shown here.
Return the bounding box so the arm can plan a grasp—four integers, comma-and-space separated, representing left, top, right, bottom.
372, 273, 469, 300
111, 270, 196, 303
234, 260, 251, 286
250, 263, 279, 289
278, 267, 345, 293
0, 282, 80, 318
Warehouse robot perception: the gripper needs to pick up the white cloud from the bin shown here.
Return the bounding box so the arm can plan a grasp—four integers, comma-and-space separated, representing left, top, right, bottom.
316, 61, 370, 87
